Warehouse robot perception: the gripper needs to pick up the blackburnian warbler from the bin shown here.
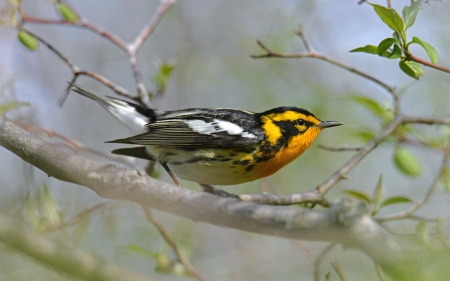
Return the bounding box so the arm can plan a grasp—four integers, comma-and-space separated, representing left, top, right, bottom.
70, 85, 342, 186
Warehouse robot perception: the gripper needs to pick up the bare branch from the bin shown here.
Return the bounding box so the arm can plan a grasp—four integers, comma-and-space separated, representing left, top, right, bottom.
76, 71, 135, 100
407, 54, 450, 74
129, 0, 177, 53
318, 144, 362, 152
316, 114, 404, 194
21, 14, 128, 51
296, 27, 312, 52
0, 115, 437, 281
20, 0, 177, 107
403, 115, 450, 126
251, 39, 398, 108
19, 28, 134, 105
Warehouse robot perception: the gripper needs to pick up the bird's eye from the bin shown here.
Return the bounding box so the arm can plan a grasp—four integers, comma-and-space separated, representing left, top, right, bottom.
297, 119, 306, 126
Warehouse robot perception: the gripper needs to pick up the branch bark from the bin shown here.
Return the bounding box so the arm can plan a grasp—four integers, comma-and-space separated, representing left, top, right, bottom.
0, 116, 428, 280
0, 213, 158, 281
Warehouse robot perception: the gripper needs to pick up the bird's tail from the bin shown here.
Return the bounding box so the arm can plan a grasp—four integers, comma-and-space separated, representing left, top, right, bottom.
70, 84, 155, 135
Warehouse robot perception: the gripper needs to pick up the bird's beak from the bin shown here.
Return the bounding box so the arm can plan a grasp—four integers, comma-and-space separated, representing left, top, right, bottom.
315, 120, 343, 129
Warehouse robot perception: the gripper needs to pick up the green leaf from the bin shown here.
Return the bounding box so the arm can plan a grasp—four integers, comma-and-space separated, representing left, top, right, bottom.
369, 3, 405, 33
377, 38, 397, 57
393, 146, 422, 177
125, 244, 158, 258
442, 168, 450, 193
353, 129, 376, 143
343, 190, 371, 204
402, 1, 422, 30
152, 60, 177, 92
388, 44, 402, 59
399, 60, 424, 79
350, 45, 378, 55
57, 3, 79, 23
379, 196, 412, 208
0, 101, 29, 115
372, 175, 384, 207
415, 221, 430, 246
41, 184, 61, 228
348, 95, 384, 117
18, 30, 39, 51
411, 36, 438, 64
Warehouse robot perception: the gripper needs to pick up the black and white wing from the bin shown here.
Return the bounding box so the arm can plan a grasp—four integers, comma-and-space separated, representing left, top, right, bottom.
107, 108, 264, 147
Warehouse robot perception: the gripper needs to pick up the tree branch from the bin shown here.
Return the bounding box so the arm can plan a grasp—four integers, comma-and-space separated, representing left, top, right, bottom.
0, 115, 429, 280
0, 213, 158, 281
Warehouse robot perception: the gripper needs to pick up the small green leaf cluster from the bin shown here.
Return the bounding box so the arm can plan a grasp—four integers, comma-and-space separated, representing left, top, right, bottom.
148, 60, 177, 99
57, 3, 79, 23
24, 184, 62, 232
348, 94, 392, 143
0, 101, 29, 115
344, 175, 412, 216
351, 2, 438, 79
12, 1, 79, 50
393, 145, 422, 177
18, 30, 39, 51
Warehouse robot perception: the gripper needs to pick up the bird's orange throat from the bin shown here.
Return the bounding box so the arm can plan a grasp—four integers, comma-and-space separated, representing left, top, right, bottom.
253, 127, 322, 177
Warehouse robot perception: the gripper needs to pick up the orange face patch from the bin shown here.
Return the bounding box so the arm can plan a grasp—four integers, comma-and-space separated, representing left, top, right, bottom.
252, 126, 322, 177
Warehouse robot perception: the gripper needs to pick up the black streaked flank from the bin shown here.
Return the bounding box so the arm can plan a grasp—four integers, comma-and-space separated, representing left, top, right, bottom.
233, 159, 251, 165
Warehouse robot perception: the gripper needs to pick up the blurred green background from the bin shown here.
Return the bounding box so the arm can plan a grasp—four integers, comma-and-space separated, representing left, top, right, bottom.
1, 0, 450, 280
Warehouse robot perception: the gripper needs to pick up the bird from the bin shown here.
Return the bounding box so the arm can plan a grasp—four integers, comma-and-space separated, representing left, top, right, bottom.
70, 84, 342, 187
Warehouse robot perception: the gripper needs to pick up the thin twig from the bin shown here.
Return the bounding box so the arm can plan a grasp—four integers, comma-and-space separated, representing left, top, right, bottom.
330, 261, 348, 281
126, 0, 177, 105
251, 40, 398, 110
314, 243, 337, 281
20, 27, 78, 72
375, 263, 387, 281
141, 206, 205, 281
316, 114, 404, 194
76, 71, 135, 99
386, 0, 392, 8
44, 202, 126, 232
407, 54, 450, 74
296, 27, 312, 52
20, 0, 177, 107
318, 144, 362, 152
378, 138, 450, 222
129, 0, 177, 53
403, 115, 450, 126
290, 239, 315, 260
21, 14, 128, 51
19, 27, 134, 105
